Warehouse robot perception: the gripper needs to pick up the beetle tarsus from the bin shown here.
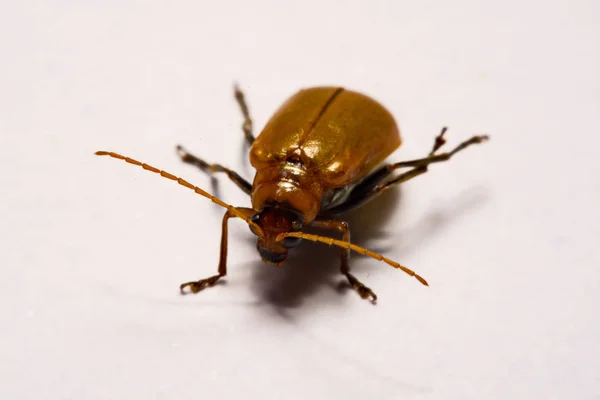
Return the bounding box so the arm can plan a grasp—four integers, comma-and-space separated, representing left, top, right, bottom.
176, 145, 211, 170
344, 272, 378, 302
448, 134, 489, 157
180, 274, 225, 294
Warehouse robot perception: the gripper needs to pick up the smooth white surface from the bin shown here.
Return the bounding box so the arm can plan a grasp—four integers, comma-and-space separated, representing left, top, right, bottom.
1, 1, 599, 399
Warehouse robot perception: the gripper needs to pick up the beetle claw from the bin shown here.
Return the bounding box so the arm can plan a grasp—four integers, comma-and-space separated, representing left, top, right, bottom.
357, 286, 377, 303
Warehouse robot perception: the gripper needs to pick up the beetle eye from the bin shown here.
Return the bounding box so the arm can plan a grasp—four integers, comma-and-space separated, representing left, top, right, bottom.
248, 214, 261, 236
281, 236, 302, 248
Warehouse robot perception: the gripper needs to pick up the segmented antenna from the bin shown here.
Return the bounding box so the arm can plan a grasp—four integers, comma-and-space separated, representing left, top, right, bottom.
277, 231, 428, 286
95, 151, 264, 236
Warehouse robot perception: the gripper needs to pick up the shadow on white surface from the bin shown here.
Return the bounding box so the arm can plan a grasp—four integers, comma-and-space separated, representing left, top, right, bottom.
245, 184, 489, 313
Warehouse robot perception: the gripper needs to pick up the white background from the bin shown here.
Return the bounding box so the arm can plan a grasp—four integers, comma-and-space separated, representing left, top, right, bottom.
1, 1, 599, 399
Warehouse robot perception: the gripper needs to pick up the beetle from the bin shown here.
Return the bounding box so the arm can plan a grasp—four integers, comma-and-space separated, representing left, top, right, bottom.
96, 85, 488, 301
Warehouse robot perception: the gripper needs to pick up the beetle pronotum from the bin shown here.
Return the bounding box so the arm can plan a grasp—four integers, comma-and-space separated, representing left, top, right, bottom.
97, 85, 487, 301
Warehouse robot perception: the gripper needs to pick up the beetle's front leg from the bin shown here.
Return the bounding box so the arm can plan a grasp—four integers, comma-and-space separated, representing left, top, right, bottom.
180, 210, 233, 294
311, 218, 377, 302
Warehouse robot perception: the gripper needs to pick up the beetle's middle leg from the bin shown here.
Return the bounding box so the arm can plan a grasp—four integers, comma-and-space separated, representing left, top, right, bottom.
323, 128, 488, 215
310, 218, 377, 302
175, 145, 252, 195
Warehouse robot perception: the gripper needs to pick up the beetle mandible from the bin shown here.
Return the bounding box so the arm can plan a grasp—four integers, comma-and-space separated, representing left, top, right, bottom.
96, 85, 488, 301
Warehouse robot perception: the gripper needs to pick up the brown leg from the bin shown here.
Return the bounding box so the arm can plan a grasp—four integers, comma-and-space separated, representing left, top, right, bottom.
371, 130, 487, 189
234, 84, 255, 145
387, 130, 488, 170
175, 145, 252, 195
180, 210, 233, 294
311, 218, 377, 302
324, 128, 488, 215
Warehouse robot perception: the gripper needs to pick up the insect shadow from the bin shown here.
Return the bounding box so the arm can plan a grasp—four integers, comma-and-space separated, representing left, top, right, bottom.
245, 185, 488, 310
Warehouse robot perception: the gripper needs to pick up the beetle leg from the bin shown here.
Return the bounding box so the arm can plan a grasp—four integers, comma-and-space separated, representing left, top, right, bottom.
322, 165, 429, 216
234, 84, 255, 145
429, 126, 448, 155
388, 133, 489, 170
175, 145, 252, 195
180, 210, 233, 294
323, 131, 488, 215
310, 218, 377, 302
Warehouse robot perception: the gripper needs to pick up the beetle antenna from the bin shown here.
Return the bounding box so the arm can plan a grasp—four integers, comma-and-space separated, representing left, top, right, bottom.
95, 151, 264, 236
277, 232, 428, 286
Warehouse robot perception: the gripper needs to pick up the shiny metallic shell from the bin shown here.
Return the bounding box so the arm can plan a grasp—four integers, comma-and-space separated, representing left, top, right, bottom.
249, 87, 401, 188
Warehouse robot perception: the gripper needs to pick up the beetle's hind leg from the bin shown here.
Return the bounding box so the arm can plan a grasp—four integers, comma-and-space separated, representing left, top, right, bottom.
429, 126, 448, 155
323, 128, 488, 215
175, 145, 252, 195
387, 128, 488, 171
311, 218, 377, 302
234, 84, 255, 145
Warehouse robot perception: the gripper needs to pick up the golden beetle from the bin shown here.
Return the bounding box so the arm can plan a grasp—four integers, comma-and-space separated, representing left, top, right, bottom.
97, 86, 488, 301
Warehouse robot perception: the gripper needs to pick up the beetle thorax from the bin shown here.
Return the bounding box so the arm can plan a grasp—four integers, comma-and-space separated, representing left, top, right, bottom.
251, 162, 323, 223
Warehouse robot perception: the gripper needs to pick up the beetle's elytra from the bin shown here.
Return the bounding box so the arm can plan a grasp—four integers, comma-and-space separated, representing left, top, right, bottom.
96, 85, 488, 302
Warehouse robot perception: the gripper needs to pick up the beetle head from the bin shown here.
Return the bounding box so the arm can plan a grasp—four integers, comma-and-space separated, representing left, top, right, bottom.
249, 205, 304, 265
